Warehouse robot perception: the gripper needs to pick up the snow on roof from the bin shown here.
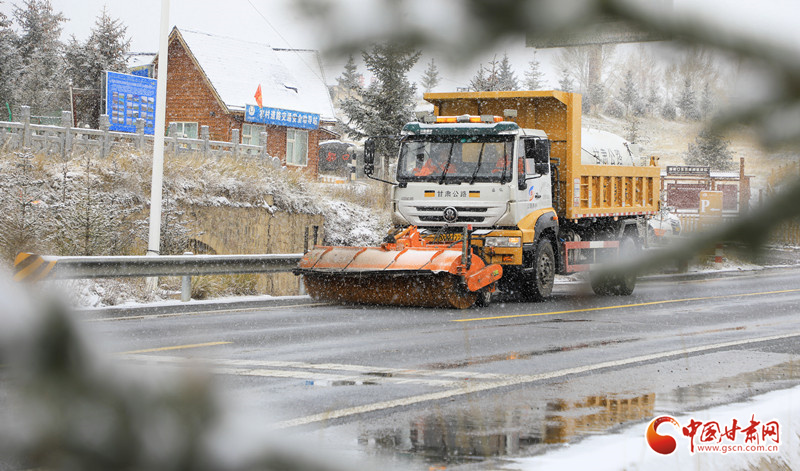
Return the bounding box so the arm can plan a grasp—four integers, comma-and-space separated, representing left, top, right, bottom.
126, 52, 156, 69
175, 29, 336, 121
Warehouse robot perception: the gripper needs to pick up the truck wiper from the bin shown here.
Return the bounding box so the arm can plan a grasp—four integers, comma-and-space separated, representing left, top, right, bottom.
499, 149, 508, 185
469, 143, 486, 185
438, 142, 456, 185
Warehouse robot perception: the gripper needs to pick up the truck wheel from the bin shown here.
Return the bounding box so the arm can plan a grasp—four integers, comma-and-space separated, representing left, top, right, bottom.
526, 238, 555, 301
475, 289, 492, 307
590, 237, 637, 296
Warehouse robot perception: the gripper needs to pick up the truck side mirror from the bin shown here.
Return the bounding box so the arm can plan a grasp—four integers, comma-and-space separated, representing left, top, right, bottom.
528, 139, 551, 175
364, 138, 375, 176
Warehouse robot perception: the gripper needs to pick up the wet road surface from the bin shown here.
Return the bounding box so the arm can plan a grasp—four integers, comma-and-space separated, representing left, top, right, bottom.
86, 267, 800, 469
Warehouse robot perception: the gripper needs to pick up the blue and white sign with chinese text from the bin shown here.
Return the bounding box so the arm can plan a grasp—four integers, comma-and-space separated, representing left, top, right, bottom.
105, 71, 157, 134
245, 104, 319, 130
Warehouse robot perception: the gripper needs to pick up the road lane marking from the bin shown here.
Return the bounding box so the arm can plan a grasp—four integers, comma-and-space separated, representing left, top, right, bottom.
88, 303, 330, 322
273, 331, 800, 429
455, 288, 800, 323
124, 354, 499, 384
119, 341, 231, 354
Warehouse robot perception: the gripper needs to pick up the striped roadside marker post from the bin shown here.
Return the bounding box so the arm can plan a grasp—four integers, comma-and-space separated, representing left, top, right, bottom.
13, 253, 57, 282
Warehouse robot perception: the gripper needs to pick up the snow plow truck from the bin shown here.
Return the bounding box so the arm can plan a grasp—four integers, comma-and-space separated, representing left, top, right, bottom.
296, 91, 661, 308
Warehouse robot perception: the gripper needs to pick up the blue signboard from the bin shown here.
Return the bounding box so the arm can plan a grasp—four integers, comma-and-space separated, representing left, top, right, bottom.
245, 104, 320, 130
106, 71, 157, 134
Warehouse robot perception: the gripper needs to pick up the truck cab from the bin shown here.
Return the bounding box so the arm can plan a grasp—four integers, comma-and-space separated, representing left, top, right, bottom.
392, 117, 553, 231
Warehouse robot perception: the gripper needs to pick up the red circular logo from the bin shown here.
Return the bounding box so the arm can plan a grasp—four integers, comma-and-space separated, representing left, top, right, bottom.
646, 416, 680, 455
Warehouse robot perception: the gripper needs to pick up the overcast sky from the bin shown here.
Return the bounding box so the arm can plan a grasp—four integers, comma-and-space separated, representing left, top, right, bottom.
1, 0, 799, 89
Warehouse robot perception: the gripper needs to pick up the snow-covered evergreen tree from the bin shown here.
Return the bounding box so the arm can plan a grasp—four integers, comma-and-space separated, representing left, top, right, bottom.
336, 54, 361, 99
0, 151, 48, 263
64, 7, 130, 128
646, 86, 661, 117
685, 127, 734, 170
699, 81, 714, 119
12, 0, 68, 116
496, 52, 518, 91
677, 77, 700, 121
661, 98, 677, 120
618, 69, 640, 116
0, 6, 21, 117
419, 58, 440, 93
557, 69, 574, 93
470, 56, 500, 91
339, 42, 420, 176
524, 52, 546, 90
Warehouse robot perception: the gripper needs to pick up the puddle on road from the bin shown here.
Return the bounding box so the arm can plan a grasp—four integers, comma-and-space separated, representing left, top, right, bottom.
356, 360, 800, 467
358, 392, 655, 466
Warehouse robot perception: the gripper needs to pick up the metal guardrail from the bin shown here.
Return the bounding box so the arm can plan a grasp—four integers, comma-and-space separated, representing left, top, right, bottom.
13, 253, 304, 282
14, 252, 305, 303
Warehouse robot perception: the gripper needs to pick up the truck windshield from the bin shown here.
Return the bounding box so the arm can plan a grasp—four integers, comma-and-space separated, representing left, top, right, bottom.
396, 136, 514, 184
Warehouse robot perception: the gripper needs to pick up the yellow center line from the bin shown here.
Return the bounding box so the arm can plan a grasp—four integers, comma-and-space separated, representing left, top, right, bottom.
119, 341, 232, 355
454, 288, 800, 323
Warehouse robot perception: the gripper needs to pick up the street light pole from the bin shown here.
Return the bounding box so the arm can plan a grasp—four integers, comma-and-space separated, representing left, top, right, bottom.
146, 0, 170, 290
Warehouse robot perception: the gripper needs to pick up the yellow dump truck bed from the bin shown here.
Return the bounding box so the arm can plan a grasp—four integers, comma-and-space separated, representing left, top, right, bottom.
423, 90, 660, 221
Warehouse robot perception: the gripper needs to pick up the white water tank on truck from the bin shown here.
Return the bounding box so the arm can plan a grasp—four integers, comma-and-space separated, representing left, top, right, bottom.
580, 128, 640, 166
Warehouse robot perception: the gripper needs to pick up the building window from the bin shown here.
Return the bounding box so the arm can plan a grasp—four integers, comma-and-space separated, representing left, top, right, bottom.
169, 122, 198, 139
286, 128, 308, 166
242, 124, 266, 146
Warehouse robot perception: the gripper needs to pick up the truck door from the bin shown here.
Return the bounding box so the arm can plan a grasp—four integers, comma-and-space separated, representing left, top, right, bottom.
518, 137, 553, 212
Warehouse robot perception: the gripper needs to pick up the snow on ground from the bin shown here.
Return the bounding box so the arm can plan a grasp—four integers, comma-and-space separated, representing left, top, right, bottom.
505, 384, 800, 471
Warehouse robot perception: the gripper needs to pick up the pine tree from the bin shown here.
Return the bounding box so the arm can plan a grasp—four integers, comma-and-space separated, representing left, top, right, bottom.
64, 7, 130, 128
618, 70, 639, 116
624, 114, 641, 144
699, 81, 714, 118
336, 54, 361, 99
684, 127, 734, 170
558, 69, 574, 93
419, 58, 440, 93
13, 0, 68, 116
524, 52, 546, 90
646, 86, 661, 117
0, 151, 47, 263
677, 76, 700, 121
339, 42, 420, 176
585, 81, 606, 114
470, 56, 500, 91
661, 98, 677, 120
497, 52, 518, 91
0, 7, 21, 116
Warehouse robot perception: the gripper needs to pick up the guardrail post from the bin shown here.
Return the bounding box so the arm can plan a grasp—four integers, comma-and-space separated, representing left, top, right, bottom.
135, 118, 145, 149
260, 132, 268, 159
200, 125, 210, 159
100, 114, 110, 158
21, 106, 31, 147
61, 111, 73, 159
181, 251, 193, 302
230, 128, 240, 158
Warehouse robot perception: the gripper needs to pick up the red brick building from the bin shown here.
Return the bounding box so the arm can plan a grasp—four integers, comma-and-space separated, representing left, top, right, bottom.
156, 28, 338, 177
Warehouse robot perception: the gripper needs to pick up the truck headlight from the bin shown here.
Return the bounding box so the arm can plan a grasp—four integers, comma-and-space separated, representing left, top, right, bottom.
484, 236, 522, 248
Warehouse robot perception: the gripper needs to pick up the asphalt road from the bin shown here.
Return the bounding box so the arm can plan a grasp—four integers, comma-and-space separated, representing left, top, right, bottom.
84, 267, 800, 469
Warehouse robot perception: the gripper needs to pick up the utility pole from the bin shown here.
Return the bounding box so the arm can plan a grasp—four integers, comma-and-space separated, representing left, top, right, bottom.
146, 0, 170, 290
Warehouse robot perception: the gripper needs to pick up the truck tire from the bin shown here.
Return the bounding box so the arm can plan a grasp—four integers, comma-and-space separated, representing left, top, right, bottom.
525, 238, 555, 301
590, 236, 637, 296
475, 289, 492, 307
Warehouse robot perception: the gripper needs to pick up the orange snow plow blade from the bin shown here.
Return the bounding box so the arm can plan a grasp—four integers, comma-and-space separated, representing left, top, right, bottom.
295, 227, 502, 309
